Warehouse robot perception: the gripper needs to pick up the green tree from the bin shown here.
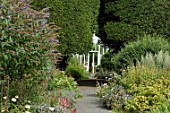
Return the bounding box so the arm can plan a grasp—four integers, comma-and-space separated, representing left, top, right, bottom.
31, 0, 100, 54
98, 0, 170, 50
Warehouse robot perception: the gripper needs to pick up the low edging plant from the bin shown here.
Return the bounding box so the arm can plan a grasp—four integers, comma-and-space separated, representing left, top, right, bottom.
111, 34, 170, 74
65, 57, 89, 81
94, 71, 115, 80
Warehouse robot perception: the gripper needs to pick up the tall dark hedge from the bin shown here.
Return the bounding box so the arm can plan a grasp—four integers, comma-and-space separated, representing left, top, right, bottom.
98, 0, 170, 50
31, 0, 100, 54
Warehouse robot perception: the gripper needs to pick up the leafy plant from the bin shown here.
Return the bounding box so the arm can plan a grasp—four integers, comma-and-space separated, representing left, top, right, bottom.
111, 35, 170, 73
94, 71, 115, 80
0, 0, 59, 111
0, 0, 59, 80
48, 70, 82, 99
65, 57, 89, 81
99, 52, 115, 71
122, 64, 170, 112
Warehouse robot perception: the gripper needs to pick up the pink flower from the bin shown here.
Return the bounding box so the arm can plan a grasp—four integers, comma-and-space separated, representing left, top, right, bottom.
60, 97, 70, 109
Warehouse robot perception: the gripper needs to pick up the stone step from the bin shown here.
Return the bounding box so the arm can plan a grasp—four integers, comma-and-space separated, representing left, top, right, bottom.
77, 79, 108, 87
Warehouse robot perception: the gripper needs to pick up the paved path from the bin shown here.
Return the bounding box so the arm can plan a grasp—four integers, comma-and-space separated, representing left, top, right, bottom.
76, 86, 110, 113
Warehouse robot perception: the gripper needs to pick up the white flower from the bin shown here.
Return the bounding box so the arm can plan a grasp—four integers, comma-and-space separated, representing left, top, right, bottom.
25, 105, 31, 109
25, 111, 31, 113
15, 95, 19, 99
28, 100, 31, 103
49, 107, 55, 111
11, 98, 17, 102
3, 96, 7, 100
1, 109, 5, 112
103, 83, 108, 86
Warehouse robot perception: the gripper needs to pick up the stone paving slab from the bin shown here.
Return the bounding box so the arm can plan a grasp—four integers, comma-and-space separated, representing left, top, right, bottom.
76, 86, 110, 113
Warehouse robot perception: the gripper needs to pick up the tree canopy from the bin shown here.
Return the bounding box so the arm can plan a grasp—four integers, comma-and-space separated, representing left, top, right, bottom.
98, 0, 170, 50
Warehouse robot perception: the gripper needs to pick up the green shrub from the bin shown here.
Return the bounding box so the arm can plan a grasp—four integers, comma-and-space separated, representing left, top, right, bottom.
147, 99, 170, 113
0, 0, 59, 109
111, 35, 170, 73
65, 57, 89, 80
99, 52, 115, 71
0, 0, 59, 80
122, 64, 170, 112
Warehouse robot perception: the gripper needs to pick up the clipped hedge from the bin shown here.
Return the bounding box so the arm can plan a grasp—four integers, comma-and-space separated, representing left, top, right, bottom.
111, 35, 170, 73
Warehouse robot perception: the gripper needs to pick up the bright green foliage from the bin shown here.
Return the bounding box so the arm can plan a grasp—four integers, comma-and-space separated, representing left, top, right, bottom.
65, 57, 89, 80
0, 0, 59, 80
111, 35, 170, 73
98, 0, 170, 49
31, 0, 100, 54
48, 70, 82, 99
148, 99, 170, 113
123, 65, 170, 112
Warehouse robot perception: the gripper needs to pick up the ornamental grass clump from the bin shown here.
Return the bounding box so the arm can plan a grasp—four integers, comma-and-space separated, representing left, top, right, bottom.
139, 50, 170, 71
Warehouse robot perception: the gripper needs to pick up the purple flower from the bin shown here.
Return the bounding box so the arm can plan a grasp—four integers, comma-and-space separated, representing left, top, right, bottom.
43, 13, 50, 18
49, 38, 54, 43
55, 39, 59, 43
7, 27, 13, 30
42, 20, 48, 25
0, 5, 2, 9
42, 8, 49, 12
0, 38, 3, 41
6, 15, 11, 19
21, 0, 26, 2
22, 4, 29, 11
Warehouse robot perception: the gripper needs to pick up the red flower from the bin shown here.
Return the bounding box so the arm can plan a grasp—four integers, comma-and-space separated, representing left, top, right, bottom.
61, 97, 70, 109
71, 108, 76, 113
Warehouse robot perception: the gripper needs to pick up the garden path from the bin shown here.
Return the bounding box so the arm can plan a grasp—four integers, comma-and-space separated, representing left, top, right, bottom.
76, 86, 110, 113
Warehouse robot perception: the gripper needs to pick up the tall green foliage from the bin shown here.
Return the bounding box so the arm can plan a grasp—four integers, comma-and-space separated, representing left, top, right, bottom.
32, 0, 100, 54
98, 0, 170, 49
111, 35, 170, 73
0, 0, 59, 80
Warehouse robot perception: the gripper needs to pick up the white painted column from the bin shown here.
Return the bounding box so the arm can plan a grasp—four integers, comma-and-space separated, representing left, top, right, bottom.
92, 53, 95, 73
80, 55, 82, 65
97, 45, 101, 65
83, 54, 86, 66
87, 53, 90, 72
103, 47, 105, 55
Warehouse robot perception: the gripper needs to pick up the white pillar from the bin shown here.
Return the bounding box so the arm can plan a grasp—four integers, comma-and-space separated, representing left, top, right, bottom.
80, 55, 82, 65
92, 53, 95, 73
83, 54, 86, 66
103, 47, 105, 55
97, 45, 101, 65
87, 53, 90, 72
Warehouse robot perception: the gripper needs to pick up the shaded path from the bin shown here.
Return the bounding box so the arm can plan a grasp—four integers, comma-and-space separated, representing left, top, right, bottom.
76, 86, 110, 113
